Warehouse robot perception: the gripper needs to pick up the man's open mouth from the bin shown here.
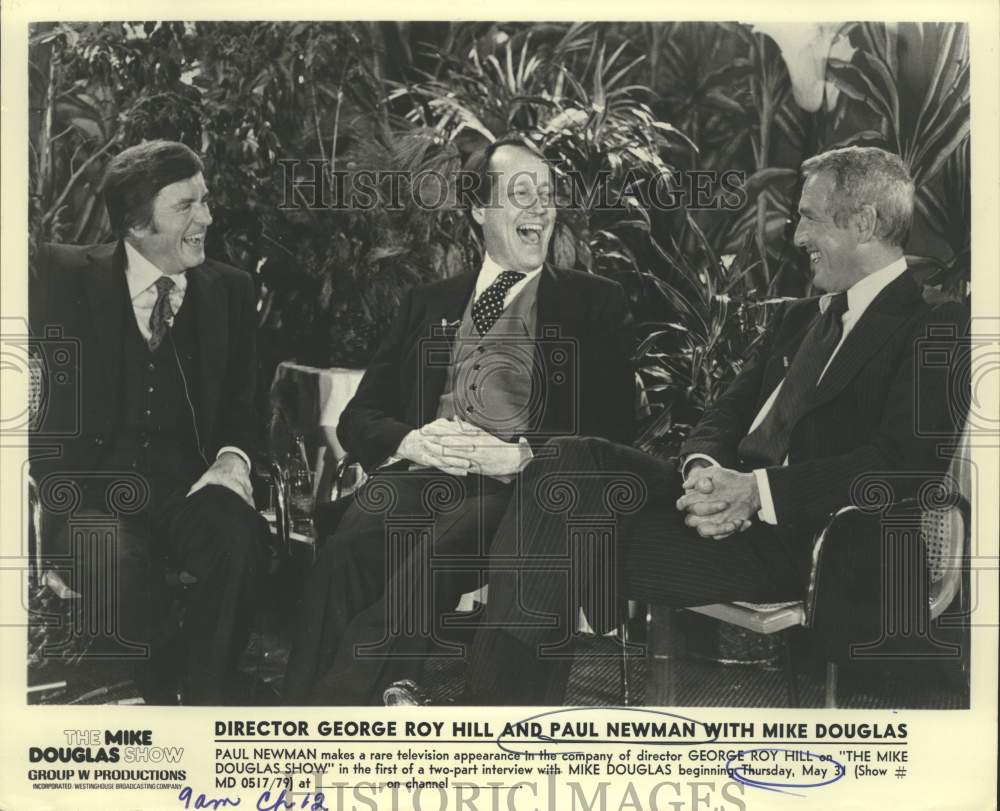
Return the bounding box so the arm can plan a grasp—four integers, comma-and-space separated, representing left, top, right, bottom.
183, 234, 206, 247
516, 224, 544, 245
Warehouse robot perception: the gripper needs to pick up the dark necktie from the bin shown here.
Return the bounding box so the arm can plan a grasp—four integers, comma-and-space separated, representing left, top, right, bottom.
148, 276, 176, 351
472, 270, 526, 335
738, 292, 849, 467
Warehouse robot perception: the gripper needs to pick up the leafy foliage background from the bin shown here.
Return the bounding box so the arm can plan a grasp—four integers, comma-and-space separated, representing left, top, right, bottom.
29, 21, 970, 448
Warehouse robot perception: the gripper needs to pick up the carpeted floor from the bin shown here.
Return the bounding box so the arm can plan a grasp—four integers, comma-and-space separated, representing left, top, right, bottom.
27, 568, 968, 709
28, 629, 968, 710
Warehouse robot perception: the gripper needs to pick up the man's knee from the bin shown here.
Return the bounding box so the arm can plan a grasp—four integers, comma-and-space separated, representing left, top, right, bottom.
175, 489, 266, 574
544, 435, 597, 452
538, 435, 611, 466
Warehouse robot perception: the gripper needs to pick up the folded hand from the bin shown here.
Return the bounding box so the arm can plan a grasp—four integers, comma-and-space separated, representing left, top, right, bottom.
396, 419, 473, 476
676, 465, 759, 539
432, 420, 528, 478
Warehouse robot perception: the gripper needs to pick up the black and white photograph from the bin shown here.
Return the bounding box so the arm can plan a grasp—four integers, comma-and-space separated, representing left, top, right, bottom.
2, 7, 997, 811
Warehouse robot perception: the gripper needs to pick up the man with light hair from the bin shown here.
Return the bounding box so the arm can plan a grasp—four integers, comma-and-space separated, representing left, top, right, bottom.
460, 145, 969, 704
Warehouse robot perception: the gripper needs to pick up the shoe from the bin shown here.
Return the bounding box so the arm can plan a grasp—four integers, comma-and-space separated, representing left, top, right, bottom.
383, 679, 428, 706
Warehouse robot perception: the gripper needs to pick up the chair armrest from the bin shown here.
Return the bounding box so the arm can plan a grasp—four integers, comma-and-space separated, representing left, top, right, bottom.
803, 493, 969, 628
310, 453, 369, 549
332, 452, 368, 500
28, 474, 42, 587
253, 453, 290, 554
801, 493, 968, 663
802, 508, 850, 630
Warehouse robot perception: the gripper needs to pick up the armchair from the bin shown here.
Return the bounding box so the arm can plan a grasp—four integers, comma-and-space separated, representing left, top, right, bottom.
644, 419, 971, 708
26, 455, 291, 703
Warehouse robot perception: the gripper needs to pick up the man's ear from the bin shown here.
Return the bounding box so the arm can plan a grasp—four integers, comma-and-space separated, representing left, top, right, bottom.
471, 206, 485, 227
125, 220, 150, 241
853, 204, 878, 242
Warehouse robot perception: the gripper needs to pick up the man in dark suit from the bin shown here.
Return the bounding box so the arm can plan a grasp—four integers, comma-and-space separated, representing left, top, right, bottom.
283, 136, 634, 704
30, 140, 267, 704
461, 146, 969, 704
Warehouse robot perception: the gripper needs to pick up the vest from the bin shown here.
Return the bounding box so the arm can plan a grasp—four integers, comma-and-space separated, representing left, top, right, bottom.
102, 279, 204, 485
436, 273, 540, 442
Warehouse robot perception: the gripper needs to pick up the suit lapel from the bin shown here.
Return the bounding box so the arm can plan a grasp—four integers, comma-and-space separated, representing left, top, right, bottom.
426, 271, 477, 327
534, 265, 577, 433
536, 264, 575, 337
416, 271, 477, 423
83, 243, 126, 398
811, 271, 921, 407
186, 263, 227, 450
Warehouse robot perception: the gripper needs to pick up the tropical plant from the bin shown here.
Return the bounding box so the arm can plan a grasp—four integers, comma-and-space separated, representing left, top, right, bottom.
631, 226, 785, 456
639, 22, 751, 167
708, 25, 803, 294
27, 20, 971, 431
827, 23, 969, 182
395, 23, 744, 435
29, 22, 202, 258
826, 21, 970, 293
399, 24, 698, 304
636, 22, 815, 299
907, 140, 970, 298
28, 21, 470, 368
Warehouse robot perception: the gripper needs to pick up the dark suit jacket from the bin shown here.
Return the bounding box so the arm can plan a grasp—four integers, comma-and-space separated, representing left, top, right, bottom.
681, 270, 968, 531
338, 265, 635, 472
29, 242, 258, 480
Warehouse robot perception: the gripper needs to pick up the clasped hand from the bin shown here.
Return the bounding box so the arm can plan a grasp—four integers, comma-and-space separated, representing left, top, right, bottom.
397, 418, 527, 477
675, 464, 760, 539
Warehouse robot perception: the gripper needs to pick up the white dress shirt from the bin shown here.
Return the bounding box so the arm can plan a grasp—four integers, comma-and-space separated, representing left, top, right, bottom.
123, 241, 250, 472
686, 256, 909, 525
124, 242, 188, 340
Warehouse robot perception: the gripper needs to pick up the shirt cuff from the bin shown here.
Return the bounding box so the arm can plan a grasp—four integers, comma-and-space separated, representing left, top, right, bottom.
681, 453, 720, 477
217, 446, 251, 472
753, 468, 777, 525
517, 436, 534, 471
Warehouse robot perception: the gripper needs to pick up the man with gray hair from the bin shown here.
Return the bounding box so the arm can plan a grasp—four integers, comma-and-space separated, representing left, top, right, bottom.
460, 146, 969, 704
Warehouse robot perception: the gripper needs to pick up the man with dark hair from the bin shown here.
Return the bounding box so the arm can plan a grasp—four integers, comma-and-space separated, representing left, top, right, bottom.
459, 146, 969, 704
283, 135, 634, 705
464, 133, 547, 210
30, 139, 267, 705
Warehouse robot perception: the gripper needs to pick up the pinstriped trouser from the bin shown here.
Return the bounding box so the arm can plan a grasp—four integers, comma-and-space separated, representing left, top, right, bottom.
466, 436, 808, 704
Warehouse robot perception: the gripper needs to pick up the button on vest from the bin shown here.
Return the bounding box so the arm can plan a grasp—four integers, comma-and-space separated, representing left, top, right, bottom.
103, 285, 203, 482
436, 274, 541, 441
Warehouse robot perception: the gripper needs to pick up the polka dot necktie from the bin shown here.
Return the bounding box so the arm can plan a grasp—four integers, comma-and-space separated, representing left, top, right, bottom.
471, 270, 526, 336
738, 291, 849, 467
148, 276, 176, 351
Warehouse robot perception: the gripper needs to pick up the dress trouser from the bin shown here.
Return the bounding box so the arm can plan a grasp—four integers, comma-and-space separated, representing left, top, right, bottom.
283, 469, 513, 705
465, 436, 811, 704
46, 479, 268, 705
